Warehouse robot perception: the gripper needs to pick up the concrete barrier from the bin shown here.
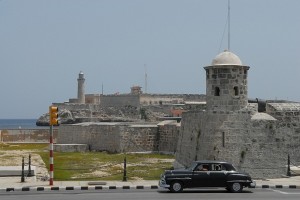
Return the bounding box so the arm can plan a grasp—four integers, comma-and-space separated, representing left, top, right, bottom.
0, 166, 35, 177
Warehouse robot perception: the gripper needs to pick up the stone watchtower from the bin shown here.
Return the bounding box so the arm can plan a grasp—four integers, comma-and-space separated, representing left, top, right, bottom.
77, 71, 85, 104
204, 50, 250, 111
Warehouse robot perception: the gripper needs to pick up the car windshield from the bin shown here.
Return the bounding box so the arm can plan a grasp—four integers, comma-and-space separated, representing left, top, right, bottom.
224, 163, 237, 171
186, 162, 198, 171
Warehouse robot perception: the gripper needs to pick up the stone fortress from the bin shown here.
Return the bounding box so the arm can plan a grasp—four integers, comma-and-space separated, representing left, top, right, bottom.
47, 71, 206, 155
46, 50, 300, 179
176, 50, 300, 178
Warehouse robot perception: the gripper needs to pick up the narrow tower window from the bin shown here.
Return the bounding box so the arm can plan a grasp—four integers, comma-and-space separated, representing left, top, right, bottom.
234, 86, 239, 96
215, 87, 220, 96
222, 132, 225, 147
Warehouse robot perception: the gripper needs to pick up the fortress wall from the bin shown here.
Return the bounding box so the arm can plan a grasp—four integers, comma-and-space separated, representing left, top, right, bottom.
140, 94, 205, 105
175, 111, 210, 166
266, 103, 300, 122
160, 123, 182, 153
120, 125, 159, 152
142, 105, 173, 115
54, 103, 101, 111
89, 124, 122, 152
239, 119, 287, 178
100, 95, 140, 108
228, 113, 300, 178
140, 95, 183, 105
213, 112, 285, 178
57, 124, 91, 144
0, 129, 57, 143
57, 122, 179, 153
175, 106, 300, 178
182, 94, 206, 101
58, 123, 121, 152
158, 123, 180, 153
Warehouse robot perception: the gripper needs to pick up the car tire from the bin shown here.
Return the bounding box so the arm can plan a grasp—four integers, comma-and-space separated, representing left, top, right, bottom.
170, 181, 183, 193
229, 182, 243, 193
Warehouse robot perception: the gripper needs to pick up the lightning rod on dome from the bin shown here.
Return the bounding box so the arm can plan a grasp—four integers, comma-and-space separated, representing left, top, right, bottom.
228, 0, 230, 51
218, 0, 231, 53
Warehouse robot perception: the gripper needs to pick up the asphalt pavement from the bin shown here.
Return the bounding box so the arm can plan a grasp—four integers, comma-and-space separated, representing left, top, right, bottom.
0, 175, 300, 192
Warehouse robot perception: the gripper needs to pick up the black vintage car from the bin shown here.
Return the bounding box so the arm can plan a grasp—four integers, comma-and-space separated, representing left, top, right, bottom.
159, 160, 255, 193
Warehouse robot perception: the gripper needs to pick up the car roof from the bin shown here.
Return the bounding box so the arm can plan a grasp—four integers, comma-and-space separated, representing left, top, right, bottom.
193, 160, 230, 164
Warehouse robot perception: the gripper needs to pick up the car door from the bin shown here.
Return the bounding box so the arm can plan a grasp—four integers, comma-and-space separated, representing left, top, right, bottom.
209, 164, 227, 187
192, 164, 211, 187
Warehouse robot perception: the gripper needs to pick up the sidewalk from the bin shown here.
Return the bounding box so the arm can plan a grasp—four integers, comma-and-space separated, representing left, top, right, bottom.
0, 177, 159, 192
0, 176, 300, 192
254, 176, 300, 188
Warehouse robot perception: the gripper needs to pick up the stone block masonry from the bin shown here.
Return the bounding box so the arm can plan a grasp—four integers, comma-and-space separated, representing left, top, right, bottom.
57, 121, 180, 154
0, 129, 58, 143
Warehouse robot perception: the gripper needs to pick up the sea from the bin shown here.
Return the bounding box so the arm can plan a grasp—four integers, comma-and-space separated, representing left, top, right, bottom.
0, 119, 38, 129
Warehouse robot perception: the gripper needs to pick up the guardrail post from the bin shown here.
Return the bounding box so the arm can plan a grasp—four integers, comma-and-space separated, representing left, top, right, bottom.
21, 157, 25, 182
123, 157, 127, 182
28, 154, 32, 177
287, 154, 291, 177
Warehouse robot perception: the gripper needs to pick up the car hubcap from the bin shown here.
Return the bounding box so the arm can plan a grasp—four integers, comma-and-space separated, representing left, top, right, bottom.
232, 183, 241, 191
173, 183, 181, 191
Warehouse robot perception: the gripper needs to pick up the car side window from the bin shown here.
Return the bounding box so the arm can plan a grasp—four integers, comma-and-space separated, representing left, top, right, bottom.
195, 164, 210, 171
211, 164, 222, 171
212, 164, 227, 171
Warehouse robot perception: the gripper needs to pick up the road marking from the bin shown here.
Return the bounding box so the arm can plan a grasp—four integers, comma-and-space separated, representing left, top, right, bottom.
270, 189, 300, 195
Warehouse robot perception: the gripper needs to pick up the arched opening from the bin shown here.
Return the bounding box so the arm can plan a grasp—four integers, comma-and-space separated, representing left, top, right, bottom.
234, 86, 239, 96
214, 87, 220, 96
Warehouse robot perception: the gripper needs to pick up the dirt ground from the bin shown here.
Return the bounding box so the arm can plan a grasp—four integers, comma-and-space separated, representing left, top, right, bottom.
0, 143, 174, 181
0, 146, 49, 180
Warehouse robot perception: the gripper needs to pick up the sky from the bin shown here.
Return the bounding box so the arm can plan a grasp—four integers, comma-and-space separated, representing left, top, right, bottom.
0, 0, 300, 119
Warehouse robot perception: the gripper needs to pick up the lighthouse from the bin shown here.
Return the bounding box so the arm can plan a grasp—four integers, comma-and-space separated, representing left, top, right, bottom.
77, 71, 85, 104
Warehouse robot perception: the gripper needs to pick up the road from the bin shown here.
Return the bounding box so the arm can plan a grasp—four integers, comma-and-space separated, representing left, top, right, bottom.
1, 188, 300, 200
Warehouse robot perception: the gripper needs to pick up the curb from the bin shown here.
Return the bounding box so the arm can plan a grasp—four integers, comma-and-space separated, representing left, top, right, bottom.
253, 185, 299, 189
0, 185, 159, 192
1, 184, 300, 193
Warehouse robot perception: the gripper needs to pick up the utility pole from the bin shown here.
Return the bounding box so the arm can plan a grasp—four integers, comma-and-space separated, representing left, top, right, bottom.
144, 64, 147, 94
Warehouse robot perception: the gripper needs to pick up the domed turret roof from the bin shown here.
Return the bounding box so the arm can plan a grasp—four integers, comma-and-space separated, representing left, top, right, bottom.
211, 50, 242, 66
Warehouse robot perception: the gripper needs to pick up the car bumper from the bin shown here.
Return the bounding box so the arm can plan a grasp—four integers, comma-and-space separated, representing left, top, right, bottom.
250, 180, 256, 188
159, 180, 170, 188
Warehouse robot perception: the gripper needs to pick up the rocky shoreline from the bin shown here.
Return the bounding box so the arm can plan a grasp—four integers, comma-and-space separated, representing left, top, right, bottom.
36, 106, 165, 126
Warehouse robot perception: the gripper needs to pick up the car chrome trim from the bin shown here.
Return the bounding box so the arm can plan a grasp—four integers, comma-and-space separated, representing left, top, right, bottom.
227, 180, 252, 183
168, 177, 192, 180
250, 181, 256, 187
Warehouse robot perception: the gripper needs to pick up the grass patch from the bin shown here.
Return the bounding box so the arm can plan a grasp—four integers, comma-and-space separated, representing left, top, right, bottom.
39, 152, 174, 181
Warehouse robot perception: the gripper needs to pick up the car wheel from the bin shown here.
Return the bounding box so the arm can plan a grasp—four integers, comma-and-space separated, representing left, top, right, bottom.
229, 182, 243, 193
170, 181, 183, 193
